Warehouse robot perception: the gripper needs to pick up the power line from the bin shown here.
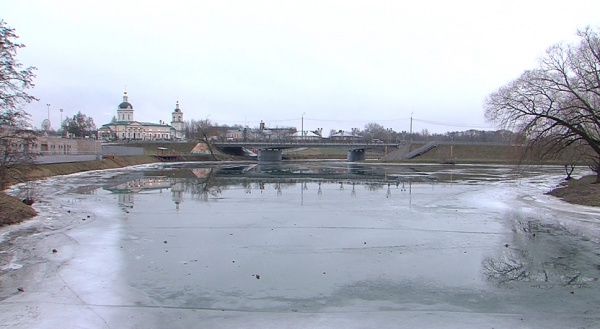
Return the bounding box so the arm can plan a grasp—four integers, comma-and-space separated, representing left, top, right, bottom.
412, 118, 494, 129
206, 116, 495, 130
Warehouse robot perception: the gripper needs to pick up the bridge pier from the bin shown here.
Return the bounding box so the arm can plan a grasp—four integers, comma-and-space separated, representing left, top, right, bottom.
257, 149, 282, 162
347, 149, 366, 162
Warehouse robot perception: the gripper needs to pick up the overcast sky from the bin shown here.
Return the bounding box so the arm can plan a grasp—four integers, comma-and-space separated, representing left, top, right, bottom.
3, 0, 600, 135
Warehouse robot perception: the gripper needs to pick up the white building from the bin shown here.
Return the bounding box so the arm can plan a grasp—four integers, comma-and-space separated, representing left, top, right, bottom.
291, 131, 323, 141
330, 130, 363, 141
171, 101, 185, 140
98, 91, 185, 141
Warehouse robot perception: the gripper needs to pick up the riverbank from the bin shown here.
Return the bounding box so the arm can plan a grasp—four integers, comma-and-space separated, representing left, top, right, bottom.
546, 175, 600, 207
2, 156, 598, 227
0, 155, 159, 226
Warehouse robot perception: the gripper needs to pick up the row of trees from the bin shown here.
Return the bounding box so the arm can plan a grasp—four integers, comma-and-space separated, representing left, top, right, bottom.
207, 123, 512, 142
0, 19, 38, 189
184, 117, 517, 144
357, 122, 516, 143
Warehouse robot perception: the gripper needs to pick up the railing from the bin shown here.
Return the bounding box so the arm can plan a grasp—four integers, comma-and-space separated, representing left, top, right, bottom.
37, 151, 102, 156
403, 141, 439, 159
34, 152, 103, 164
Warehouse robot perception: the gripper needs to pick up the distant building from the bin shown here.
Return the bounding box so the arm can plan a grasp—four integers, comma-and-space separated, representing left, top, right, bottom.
291, 131, 322, 141
0, 125, 100, 158
98, 91, 185, 141
207, 122, 296, 141
330, 130, 363, 141
31, 136, 101, 155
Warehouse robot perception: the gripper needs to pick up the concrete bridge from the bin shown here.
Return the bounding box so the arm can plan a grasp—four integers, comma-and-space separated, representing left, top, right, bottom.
212, 140, 400, 161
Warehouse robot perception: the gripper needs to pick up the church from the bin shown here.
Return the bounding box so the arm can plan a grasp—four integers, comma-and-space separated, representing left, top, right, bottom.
98, 91, 185, 141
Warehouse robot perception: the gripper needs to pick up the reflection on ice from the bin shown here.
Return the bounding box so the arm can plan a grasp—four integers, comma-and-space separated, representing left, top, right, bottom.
99, 163, 450, 212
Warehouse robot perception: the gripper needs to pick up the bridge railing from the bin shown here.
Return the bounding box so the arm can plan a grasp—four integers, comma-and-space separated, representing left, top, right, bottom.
212, 140, 402, 148
403, 141, 439, 159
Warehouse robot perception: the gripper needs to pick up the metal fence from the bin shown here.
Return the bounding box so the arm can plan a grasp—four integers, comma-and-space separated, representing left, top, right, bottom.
102, 145, 144, 156
35, 154, 101, 164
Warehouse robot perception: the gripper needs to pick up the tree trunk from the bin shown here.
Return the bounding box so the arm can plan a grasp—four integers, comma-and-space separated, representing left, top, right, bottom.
202, 135, 218, 161
564, 164, 574, 180
594, 158, 600, 184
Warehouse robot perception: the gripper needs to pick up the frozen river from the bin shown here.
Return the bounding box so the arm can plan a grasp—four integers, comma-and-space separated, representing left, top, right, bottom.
1, 162, 600, 328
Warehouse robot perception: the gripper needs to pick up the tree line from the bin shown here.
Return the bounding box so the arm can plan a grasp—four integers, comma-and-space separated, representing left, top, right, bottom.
183, 117, 517, 144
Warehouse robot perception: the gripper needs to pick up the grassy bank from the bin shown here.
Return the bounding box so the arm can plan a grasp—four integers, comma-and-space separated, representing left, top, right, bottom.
14, 155, 158, 183
0, 193, 37, 226
282, 143, 527, 163
409, 144, 520, 164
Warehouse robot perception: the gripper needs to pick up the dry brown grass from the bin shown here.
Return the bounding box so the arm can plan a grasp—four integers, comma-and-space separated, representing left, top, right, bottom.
546, 175, 600, 207
411, 144, 520, 163
0, 193, 37, 226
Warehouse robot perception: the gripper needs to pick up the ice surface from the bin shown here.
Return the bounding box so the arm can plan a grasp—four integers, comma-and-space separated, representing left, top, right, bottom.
1, 163, 599, 328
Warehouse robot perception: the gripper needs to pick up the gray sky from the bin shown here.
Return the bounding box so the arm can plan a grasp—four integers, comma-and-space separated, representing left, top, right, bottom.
3, 0, 600, 135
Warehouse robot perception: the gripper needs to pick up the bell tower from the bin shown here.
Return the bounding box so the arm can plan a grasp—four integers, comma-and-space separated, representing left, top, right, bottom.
171, 100, 184, 139
117, 91, 134, 122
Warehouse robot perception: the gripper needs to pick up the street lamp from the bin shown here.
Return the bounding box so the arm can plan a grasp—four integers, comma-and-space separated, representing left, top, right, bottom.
60, 108, 63, 136
301, 112, 305, 139
410, 112, 413, 143
44, 103, 51, 131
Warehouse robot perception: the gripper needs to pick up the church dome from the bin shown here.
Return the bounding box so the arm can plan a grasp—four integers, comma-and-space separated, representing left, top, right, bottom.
119, 101, 133, 109
173, 100, 181, 112
118, 91, 133, 109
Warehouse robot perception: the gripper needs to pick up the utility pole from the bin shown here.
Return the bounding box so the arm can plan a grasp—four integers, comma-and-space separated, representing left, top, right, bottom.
409, 112, 413, 143
44, 103, 51, 131
301, 112, 305, 139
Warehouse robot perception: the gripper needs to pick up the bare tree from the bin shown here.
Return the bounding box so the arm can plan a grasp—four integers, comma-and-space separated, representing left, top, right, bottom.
184, 119, 217, 160
553, 139, 592, 180
363, 122, 386, 141
485, 26, 600, 181
0, 20, 38, 189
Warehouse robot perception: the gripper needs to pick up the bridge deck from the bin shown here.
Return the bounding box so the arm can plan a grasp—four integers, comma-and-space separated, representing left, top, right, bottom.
212, 141, 401, 149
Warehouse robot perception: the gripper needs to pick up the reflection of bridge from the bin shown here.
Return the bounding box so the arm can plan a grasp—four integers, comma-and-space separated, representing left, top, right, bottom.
212, 140, 401, 161
101, 165, 433, 209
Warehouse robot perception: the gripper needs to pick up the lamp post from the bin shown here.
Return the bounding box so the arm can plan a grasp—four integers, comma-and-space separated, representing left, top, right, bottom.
301, 112, 305, 139
44, 103, 51, 131
60, 108, 63, 136
409, 112, 413, 143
